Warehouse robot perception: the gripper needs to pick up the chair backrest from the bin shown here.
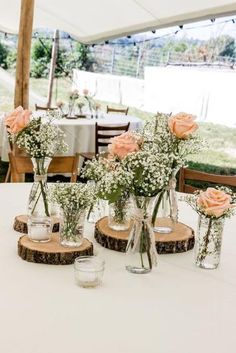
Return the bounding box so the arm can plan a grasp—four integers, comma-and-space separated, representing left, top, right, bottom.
35, 104, 58, 111
8, 152, 79, 183
179, 167, 236, 193
106, 106, 129, 115
95, 122, 130, 154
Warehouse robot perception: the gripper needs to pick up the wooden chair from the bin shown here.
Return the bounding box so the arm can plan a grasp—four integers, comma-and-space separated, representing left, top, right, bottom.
35, 104, 58, 111
80, 122, 130, 161
7, 152, 80, 183
106, 106, 129, 115
179, 167, 236, 194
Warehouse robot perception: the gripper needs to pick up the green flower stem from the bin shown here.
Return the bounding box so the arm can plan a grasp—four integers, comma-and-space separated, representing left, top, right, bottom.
39, 180, 50, 217
197, 217, 212, 264
139, 221, 145, 268
151, 190, 165, 225
31, 158, 50, 217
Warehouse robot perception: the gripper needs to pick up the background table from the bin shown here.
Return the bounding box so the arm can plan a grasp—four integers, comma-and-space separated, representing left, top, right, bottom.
0, 183, 236, 353
0, 113, 143, 162
56, 113, 143, 156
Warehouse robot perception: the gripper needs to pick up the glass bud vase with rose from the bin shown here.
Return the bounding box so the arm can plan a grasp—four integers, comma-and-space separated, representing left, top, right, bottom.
142, 112, 204, 233
186, 187, 236, 269
5, 108, 68, 242
106, 131, 172, 273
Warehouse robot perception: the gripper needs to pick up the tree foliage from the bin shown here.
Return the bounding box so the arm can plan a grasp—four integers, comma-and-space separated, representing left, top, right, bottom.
30, 39, 93, 78
0, 41, 9, 69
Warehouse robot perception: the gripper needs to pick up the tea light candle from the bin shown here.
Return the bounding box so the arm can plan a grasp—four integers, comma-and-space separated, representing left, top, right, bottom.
74, 256, 105, 288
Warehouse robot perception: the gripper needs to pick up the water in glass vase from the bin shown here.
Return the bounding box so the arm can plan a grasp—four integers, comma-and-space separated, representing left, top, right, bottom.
125, 196, 158, 274
108, 197, 131, 231
27, 157, 52, 242
59, 209, 85, 247
153, 173, 178, 234
195, 215, 224, 269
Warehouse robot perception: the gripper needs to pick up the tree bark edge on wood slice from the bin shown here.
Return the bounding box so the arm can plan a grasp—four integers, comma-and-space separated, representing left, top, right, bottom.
18, 233, 93, 265
95, 217, 194, 254
13, 214, 60, 234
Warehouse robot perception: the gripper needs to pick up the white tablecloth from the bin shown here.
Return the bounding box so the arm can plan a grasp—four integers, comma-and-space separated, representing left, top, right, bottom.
0, 114, 143, 162
0, 183, 236, 353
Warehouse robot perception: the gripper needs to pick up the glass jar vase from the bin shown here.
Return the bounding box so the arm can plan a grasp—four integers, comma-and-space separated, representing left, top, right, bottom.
125, 196, 158, 274
108, 197, 131, 231
195, 215, 224, 269
152, 171, 178, 234
59, 209, 85, 247
27, 157, 52, 242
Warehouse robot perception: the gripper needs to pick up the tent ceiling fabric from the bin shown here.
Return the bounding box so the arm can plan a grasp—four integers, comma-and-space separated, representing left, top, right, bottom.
0, 0, 236, 43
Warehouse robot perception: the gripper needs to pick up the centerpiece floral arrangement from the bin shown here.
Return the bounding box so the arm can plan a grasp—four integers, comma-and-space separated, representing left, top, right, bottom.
5, 108, 68, 159
5, 106, 68, 242
82, 131, 173, 272
141, 112, 206, 225
56, 88, 100, 117
50, 183, 96, 247
185, 187, 236, 269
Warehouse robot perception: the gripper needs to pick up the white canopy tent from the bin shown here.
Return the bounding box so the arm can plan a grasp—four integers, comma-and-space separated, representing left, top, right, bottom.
0, 0, 236, 43
1, 0, 236, 108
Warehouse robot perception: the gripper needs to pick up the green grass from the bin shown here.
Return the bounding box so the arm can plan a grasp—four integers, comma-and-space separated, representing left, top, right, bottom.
1, 77, 236, 182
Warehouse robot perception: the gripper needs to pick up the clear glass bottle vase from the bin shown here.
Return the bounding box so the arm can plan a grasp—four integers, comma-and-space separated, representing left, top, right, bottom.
108, 196, 131, 231
152, 171, 178, 234
125, 196, 158, 274
59, 208, 85, 247
27, 157, 52, 242
195, 215, 224, 269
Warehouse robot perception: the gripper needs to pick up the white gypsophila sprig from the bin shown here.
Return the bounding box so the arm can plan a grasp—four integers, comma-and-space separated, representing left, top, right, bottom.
50, 182, 96, 212
15, 114, 68, 158
142, 113, 206, 170
81, 156, 108, 182
97, 166, 133, 203
122, 148, 172, 197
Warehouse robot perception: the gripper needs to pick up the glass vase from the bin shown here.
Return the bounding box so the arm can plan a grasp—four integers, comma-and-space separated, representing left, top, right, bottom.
152, 171, 178, 234
108, 196, 131, 231
125, 196, 158, 274
59, 209, 85, 247
27, 157, 52, 242
195, 215, 224, 269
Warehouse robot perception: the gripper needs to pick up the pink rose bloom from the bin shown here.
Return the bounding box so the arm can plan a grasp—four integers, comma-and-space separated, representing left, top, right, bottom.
197, 187, 233, 218
108, 132, 141, 159
56, 100, 64, 108
168, 112, 198, 139
83, 88, 89, 96
5, 106, 31, 134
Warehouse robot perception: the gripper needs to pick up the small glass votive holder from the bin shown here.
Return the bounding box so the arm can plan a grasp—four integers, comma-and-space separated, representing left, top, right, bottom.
74, 256, 105, 288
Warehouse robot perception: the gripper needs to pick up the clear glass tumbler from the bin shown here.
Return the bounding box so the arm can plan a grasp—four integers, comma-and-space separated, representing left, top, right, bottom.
74, 256, 105, 288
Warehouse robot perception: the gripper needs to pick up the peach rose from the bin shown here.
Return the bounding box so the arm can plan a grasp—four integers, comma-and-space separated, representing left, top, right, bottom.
95, 103, 101, 110
197, 187, 233, 218
168, 112, 198, 139
108, 132, 141, 159
56, 100, 64, 108
5, 106, 31, 134
83, 88, 89, 96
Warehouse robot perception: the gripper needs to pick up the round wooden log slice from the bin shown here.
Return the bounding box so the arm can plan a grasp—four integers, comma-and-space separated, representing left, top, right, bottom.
18, 233, 93, 265
13, 215, 60, 234
95, 217, 194, 254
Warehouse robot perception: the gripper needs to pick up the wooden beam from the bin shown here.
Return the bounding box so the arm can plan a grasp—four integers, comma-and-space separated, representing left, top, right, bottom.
14, 0, 35, 109
46, 29, 59, 108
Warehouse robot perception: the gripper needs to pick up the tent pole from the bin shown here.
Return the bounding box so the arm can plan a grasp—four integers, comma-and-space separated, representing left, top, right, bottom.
46, 29, 59, 108
14, 0, 35, 109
